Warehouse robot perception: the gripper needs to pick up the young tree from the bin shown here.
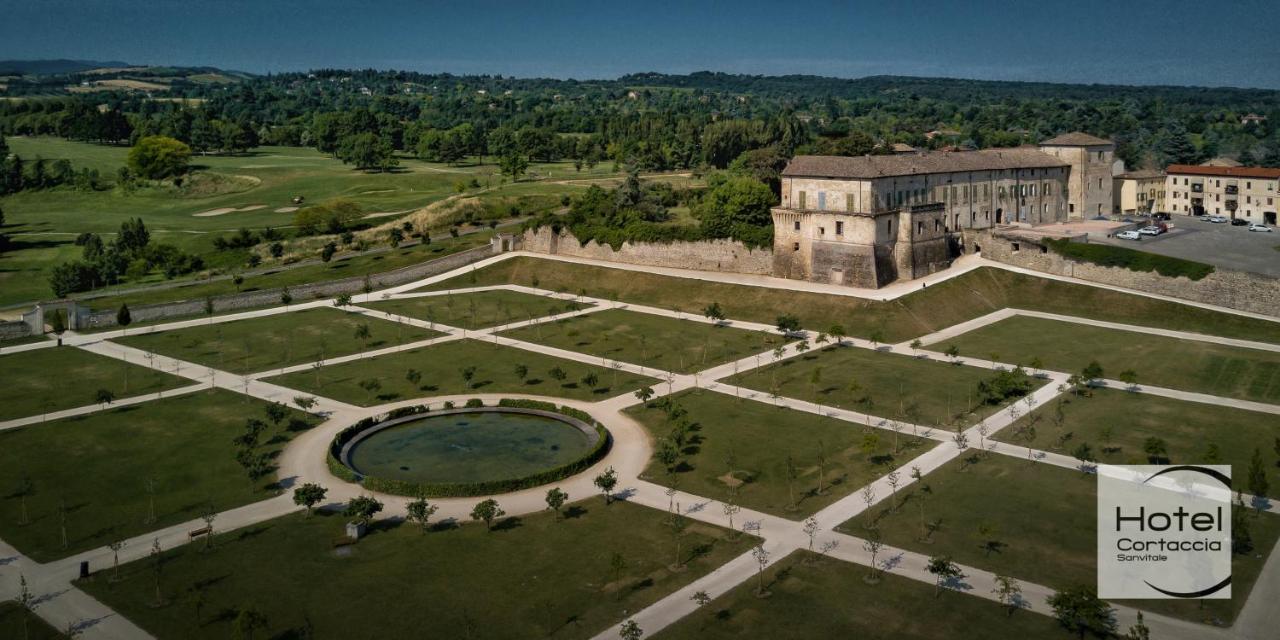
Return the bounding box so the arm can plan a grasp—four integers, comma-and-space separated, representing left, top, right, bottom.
545, 487, 568, 519
116, 303, 132, 333
1046, 586, 1117, 639
751, 544, 771, 596
95, 388, 115, 407
992, 574, 1023, 616
775, 314, 801, 335
619, 619, 643, 640
292, 483, 328, 516
280, 286, 293, 308
785, 452, 799, 511
1247, 447, 1269, 512
1117, 369, 1139, 391
909, 338, 923, 357
1124, 612, 1151, 640
293, 396, 317, 412
470, 498, 505, 530
1081, 361, 1105, 386
595, 467, 619, 504
232, 607, 269, 640
702, 301, 725, 325
514, 364, 529, 382
343, 495, 384, 526
926, 555, 964, 597
634, 385, 655, 404
944, 344, 960, 363
862, 532, 884, 584
406, 494, 439, 534
802, 517, 820, 553
107, 539, 127, 582
199, 504, 217, 551
264, 401, 288, 427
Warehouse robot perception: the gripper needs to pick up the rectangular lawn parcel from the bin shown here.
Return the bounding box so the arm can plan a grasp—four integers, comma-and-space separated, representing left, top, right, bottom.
727, 344, 1038, 426
79, 499, 753, 640
627, 390, 927, 518
997, 388, 1280, 498
500, 308, 784, 374
839, 454, 1280, 624
655, 550, 1072, 640
0, 389, 312, 562
361, 289, 587, 330
947, 315, 1280, 403
0, 346, 189, 421
114, 307, 438, 374
263, 338, 658, 404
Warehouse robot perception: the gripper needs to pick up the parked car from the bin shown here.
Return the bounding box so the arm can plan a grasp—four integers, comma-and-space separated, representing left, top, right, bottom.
1248, 223, 1273, 232
1230, 217, 1249, 226
1116, 230, 1142, 240
1152, 212, 1171, 221
1138, 225, 1163, 236
1208, 216, 1229, 223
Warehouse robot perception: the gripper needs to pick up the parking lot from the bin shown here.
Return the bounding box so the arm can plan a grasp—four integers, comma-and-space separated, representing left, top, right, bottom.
1091, 215, 1280, 276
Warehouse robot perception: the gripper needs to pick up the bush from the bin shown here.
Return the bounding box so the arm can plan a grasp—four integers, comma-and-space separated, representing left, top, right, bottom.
464, 398, 485, 408
127, 136, 191, 180
1045, 239, 1214, 280
977, 367, 1035, 405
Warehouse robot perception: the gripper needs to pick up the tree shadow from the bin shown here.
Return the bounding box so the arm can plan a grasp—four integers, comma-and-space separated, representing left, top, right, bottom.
564, 505, 588, 519
491, 516, 523, 532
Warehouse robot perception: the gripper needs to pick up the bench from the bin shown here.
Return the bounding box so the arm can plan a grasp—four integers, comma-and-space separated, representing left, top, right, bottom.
188, 526, 212, 540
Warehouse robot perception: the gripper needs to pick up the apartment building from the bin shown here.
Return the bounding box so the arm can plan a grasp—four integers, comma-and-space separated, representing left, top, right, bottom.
1165, 165, 1280, 224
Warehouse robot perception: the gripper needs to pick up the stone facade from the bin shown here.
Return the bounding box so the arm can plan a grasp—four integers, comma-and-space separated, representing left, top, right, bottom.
1113, 169, 1167, 214
1039, 141, 1115, 218
976, 229, 1280, 318
520, 227, 773, 275
0, 320, 31, 341
1165, 165, 1280, 224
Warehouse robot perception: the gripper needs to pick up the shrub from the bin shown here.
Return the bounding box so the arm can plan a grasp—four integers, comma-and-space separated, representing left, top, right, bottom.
1044, 239, 1214, 280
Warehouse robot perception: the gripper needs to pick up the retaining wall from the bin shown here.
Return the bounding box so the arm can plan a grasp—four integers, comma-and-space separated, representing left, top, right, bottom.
520, 227, 774, 275
976, 230, 1280, 317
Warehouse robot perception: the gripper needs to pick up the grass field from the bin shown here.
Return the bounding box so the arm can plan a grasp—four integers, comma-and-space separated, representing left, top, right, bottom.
726, 344, 1035, 427
838, 454, 1280, 625
500, 308, 786, 374
263, 338, 658, 405
0, 346, 189, 420
655, 550, 1073, 639
0, 602, 65, 640
361, 289, 587, 329
114, 307, 438, 374
425, 257, 1280, 344
78, 498, 753, 640
947, 315, 1280, 403
996, 388, 1280, 497
0, 137, 645, 307
627, 390, 927, 518
0, 389, 313, 562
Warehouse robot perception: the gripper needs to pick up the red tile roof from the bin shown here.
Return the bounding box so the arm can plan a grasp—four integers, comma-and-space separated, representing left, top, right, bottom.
1166, 165, 1280, 179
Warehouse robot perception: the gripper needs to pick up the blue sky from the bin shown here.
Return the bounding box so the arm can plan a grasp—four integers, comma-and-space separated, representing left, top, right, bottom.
3, 0, 1279, 88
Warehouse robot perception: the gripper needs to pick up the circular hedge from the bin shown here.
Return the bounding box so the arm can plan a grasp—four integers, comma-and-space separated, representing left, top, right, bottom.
327, 399, 611, 498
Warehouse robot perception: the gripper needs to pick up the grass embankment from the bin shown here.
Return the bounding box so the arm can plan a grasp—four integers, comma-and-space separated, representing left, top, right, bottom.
264, 339, 658, 405
948, 315, 1280, 403
627, 390, 927, 518
114, 306, 439, 374
79, 498, 752, 640
1045, 237, 1214, 280
0, 389, 314, 561
0, 346, 188, 420
422, 257, 1280, 344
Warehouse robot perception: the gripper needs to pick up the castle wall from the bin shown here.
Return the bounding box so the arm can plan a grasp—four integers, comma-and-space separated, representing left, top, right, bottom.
521, 227, 774, 275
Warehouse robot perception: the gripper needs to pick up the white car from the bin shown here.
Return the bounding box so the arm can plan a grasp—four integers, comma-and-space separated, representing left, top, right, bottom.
1249, 223, 1273, 232
1138, 226, 1162, 236
1116, 230, 1142, 240
1208, 216, 1229, 223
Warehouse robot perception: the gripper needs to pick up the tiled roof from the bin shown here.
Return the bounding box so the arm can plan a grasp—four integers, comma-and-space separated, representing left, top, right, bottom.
1117, 169, 1165, 180
1038, 132, 1113, 147
1166, 164, 1280, 179
781, 147, 1067, 179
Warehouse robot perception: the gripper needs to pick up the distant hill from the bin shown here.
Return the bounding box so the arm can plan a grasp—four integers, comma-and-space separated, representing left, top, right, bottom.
0, 59, 132, 75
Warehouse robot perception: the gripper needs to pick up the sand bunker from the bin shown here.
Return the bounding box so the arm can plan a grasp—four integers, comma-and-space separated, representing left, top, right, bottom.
274, 206, 300, 213
192, 204, 269, 217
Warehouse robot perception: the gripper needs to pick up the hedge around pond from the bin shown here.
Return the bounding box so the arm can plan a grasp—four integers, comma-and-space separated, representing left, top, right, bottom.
327, 399, 611, 498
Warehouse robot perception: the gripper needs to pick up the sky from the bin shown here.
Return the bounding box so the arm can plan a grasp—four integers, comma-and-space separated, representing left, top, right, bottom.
3, 0, 1280, 89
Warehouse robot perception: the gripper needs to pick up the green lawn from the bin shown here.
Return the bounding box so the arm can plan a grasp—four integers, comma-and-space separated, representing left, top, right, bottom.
114, 307, 438, 374
424, 257, 1280, 344
0, 389, 314, 562
263, 338, 658, 405
996, 388, 1280, 498
838, 454, 1280, 625
500, 308, 786, 374
655, 550, 1074, 640
627, 390, 928, 518
0, 346, 189, 421
361, 289, 587, 330
0, 602, 65, 640
947, 315, 1280, 403
726, 344, 1037, 427
78, 499, 752, 640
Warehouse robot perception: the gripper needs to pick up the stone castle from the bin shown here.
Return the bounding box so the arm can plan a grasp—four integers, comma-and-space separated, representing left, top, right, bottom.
771, 132, 1115, 287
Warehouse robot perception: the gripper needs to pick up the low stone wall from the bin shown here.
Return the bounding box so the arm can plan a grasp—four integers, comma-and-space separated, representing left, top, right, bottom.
975, 230, 1280, 317
0, 320, 31, 340
76, 245, 494, 329
521, 227, 773, 275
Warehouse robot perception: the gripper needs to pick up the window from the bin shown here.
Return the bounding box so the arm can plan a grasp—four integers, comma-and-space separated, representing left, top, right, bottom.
886, 220, 892, 235
917, 221, 924, 235
835, 221, 844, 235
819, 226, 825, 235
846, 194, 855, 211
1012, 242, 1020, 252
793, 220, 801, 231
798, 191, 807, 209
793, 242, 800, 251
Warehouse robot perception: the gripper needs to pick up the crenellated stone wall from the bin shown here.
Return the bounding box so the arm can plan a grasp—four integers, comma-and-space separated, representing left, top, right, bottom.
975, 230, 1280, 317
520, 227, 774, 275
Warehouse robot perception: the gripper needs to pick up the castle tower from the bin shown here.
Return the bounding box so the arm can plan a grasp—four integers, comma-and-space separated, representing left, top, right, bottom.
1038, 132, 1115, 219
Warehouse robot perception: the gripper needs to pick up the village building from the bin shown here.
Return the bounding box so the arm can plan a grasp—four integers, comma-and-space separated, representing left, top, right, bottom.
1165, 164, 1280, 224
